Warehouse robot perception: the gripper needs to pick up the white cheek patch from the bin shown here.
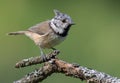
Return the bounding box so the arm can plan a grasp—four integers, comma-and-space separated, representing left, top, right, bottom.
50, 19, 64, 34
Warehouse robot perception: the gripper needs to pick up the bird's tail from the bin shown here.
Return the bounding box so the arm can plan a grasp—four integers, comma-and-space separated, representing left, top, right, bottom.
8, 31, 26, 35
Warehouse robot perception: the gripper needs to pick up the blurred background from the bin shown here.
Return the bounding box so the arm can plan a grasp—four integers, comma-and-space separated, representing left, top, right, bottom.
0, 0, 120, 83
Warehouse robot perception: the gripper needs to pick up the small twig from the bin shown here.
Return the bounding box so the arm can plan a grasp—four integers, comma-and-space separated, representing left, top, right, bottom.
15, 50, 60, 68
14, 55, 120, 83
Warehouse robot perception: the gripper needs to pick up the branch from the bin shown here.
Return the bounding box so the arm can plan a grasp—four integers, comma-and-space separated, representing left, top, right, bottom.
14, 51, 120, 83
15, 50, 60, 68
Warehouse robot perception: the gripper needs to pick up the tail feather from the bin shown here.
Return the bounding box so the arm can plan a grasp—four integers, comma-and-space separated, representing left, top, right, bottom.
8, 31, 26, 35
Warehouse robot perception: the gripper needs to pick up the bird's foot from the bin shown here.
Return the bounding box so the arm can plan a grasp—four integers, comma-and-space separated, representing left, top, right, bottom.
41, 54, 47, 62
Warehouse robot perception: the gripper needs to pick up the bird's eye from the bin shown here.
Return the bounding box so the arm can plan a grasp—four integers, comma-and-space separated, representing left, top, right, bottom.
62, 19, 66, 23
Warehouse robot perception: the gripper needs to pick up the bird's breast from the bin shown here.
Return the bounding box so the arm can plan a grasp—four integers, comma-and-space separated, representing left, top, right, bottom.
40, 32, 66, 48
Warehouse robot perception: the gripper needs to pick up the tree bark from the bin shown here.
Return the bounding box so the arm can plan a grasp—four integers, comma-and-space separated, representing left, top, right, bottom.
14, 51, 120, 83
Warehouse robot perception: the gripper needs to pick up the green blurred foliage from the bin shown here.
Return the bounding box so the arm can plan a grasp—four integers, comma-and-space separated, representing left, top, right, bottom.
0, 0, 120, 83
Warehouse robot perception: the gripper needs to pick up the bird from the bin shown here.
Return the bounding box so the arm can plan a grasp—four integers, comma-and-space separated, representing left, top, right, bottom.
8, 9, 74, 61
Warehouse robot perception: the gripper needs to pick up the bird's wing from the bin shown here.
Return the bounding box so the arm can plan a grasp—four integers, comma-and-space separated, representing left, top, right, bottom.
28, 20, 51, 35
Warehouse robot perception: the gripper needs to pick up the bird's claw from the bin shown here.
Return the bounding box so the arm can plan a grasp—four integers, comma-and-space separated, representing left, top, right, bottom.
41, 54, 47, 62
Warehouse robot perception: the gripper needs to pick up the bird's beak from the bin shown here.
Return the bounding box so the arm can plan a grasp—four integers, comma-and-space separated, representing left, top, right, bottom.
70, 23, 75, 25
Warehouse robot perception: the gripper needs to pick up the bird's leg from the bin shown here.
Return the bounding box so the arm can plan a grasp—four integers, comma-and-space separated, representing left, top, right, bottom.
39, 47, 47, 62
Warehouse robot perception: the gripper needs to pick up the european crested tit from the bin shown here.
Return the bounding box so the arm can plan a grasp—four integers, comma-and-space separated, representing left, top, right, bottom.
8, 10, 74, 61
